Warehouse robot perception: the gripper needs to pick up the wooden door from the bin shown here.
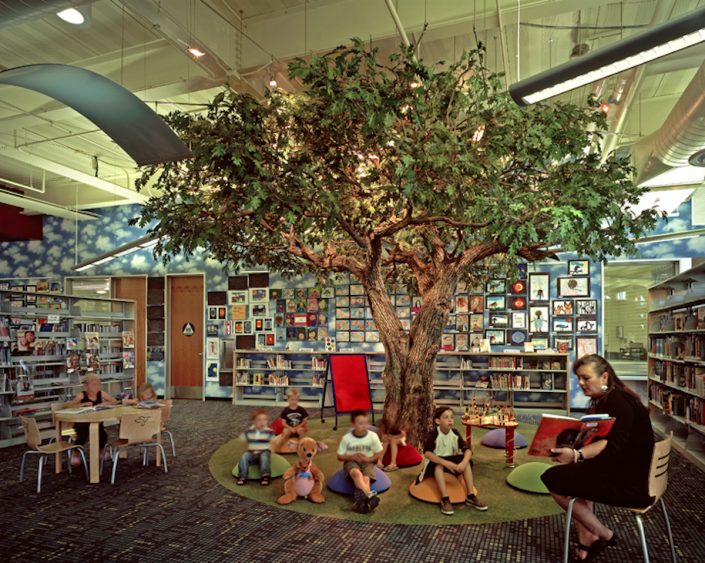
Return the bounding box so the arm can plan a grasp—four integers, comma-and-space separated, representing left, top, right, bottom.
112, 277, 147, 386
168, 275, 204, 399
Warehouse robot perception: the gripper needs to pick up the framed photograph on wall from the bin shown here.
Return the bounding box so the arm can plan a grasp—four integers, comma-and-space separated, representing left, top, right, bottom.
553, 335, 573, 352
484, 329, 505, 345
557, 277, 590, 298
469, 295, 484, 313
510, 296, 527, 310
455, 295, 469, 314
228, 290, 248, 305
528, 306, 549, 334
250, 303, 269, 317
470, 314, 484, 332
486, 279, 506, 294
552, 317, 573, 333
510, 280, 526, 295
206, 361, 219, 380
530, 336, 548, 350
208, 307, 217, 320
489, 312, 509, 328
486, 295, 506, 311
552, 300, 574, 316
576, 318, 598, 333
509, 330, 527, 345
576, 336, 598, 358
511, 311, 527, 329
576, 299, 598, 317
529, 273, 549, 301
249, 288, 269, 303
568, 260, 590, 276
217, 307, 227, 320
206, 338, 219, 359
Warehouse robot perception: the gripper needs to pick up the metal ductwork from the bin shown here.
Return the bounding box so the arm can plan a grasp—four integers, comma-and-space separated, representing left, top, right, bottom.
631, 57, 705, 186
0, 1, 92, 28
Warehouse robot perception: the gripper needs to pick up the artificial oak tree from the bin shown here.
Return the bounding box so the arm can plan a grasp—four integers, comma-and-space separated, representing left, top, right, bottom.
135, 40, 659, 444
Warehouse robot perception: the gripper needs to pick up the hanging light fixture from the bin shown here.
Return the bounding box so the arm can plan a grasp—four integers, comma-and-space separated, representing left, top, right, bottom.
509, 7, 705, 106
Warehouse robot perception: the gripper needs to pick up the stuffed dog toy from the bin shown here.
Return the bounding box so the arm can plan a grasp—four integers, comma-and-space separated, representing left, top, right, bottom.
277, 436, 325, 504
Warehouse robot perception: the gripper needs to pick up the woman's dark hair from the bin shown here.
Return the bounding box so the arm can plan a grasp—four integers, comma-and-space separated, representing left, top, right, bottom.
433, 406, 453, 421
573, 354, 645, 412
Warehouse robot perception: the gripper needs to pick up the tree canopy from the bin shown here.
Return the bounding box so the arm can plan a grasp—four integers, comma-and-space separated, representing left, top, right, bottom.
134, 38, 660, 289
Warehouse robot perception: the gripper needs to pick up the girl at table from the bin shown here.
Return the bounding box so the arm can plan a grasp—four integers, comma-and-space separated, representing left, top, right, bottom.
67, 373, 118, 465
122, 382, 157, 405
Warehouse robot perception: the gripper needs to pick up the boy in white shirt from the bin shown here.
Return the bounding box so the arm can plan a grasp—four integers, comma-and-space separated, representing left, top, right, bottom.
336, 410, 383, 513
419, 406, 488, 515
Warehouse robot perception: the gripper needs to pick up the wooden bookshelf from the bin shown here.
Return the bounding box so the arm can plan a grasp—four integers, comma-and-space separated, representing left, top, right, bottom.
647, 264, 705, 470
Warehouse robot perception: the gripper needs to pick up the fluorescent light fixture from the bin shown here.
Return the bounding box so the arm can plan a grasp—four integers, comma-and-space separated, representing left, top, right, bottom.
57, 8, 85, 25
187, 47, 206, 58
0, 189, 97, 221
510, 7, 705, 106
626, 188, 695, 216
73, 235, 162, 271
637, 166, 705, 188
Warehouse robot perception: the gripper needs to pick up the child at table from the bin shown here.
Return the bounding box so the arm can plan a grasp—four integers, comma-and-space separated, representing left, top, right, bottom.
122, 382, 157, 405
273, 388, 309, 449
336, 410, 383, 514
67, 373, 118, 465
236, 408, 276, 486
419, 406, 488, 515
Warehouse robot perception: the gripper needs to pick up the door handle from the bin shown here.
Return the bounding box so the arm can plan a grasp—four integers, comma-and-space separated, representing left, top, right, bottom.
198, 352, 203, 356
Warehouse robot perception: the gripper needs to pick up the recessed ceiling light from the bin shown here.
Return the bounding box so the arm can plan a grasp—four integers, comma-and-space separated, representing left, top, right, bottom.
187, 47, 206, 58
96, 289, 108, 295
57, 8, 85, 25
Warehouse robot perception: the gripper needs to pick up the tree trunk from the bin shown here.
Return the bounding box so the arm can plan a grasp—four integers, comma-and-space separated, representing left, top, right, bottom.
365, 270, 458, 447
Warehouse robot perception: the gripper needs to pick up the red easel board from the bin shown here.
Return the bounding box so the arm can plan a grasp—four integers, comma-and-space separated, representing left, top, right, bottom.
328, 354, 373, 413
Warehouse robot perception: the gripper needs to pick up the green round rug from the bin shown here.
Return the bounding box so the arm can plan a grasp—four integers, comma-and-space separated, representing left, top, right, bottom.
208, 419, 563, 525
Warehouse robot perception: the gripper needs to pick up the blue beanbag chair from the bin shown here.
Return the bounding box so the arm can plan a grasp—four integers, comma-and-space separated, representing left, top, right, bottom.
327, 466, 391, 495
480, 428, 528, 449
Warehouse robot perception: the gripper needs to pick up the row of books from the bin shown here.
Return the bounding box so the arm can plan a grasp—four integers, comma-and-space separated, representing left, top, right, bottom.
650, 385, 704, 426
651, 309, 705, 332
74, 323, 122, 334
235, 372, 326, 386
650, 334, 705, 359
652, 361, 705, 395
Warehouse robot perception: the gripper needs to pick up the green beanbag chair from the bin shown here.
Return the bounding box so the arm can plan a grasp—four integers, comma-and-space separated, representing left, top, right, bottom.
231, 452, 290, 480
506, 462, 552, 494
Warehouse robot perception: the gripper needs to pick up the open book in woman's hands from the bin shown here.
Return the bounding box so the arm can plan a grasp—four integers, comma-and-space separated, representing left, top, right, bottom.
528, 413, 615, 457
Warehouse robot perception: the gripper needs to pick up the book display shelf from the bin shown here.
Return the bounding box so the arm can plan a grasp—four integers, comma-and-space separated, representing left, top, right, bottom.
0, 289, 136, 448
647, 262, 705, 470
232, 349, 570, 413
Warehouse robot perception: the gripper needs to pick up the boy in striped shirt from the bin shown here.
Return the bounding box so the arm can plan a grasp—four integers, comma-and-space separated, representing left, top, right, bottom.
237, 408, 276, 486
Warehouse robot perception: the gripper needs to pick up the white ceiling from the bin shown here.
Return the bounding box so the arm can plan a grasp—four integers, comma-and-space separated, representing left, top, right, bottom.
0, 0, 703, 215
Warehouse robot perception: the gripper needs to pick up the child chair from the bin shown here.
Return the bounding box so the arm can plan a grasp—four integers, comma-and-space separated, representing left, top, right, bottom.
160, 399, 176, 457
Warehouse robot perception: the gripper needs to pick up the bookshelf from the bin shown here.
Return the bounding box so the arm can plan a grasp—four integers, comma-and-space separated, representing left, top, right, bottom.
647, 263, 705, 470
231, 349, 570, 413
0, 289, 136, 448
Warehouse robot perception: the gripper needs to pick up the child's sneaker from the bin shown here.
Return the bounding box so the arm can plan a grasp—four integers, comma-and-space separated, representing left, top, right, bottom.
353, 488, 369, 513
466, 494, 488, 511
367, 495, 380, 512
440, 497, 454, 515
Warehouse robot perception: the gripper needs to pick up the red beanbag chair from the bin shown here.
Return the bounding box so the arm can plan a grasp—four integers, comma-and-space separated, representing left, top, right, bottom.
381, 443, 423, 467
270, 418, 284, 435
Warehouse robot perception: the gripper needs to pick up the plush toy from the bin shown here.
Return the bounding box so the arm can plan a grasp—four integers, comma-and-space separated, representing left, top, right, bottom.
277, 436, 325, 505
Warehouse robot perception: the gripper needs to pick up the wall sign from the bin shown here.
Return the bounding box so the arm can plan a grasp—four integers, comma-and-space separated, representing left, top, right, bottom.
182, 322, 195, 337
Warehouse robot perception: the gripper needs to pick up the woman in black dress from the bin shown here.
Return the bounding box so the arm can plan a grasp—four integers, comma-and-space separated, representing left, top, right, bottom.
542, 354, 654, 561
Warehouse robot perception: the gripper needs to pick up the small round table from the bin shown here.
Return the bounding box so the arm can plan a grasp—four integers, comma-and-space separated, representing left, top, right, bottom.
461, 418, 519, 467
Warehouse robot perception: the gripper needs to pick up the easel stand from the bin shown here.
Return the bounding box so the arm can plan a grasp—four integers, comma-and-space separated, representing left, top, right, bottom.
320, 354, 375, 430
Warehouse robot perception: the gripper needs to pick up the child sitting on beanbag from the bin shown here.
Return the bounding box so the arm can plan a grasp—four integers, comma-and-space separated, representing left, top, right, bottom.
273, 388, 309, 450
376, 422, 407, 472
336, 409, 383, 514
419, 406, 488, 515
236, 408, 276, 486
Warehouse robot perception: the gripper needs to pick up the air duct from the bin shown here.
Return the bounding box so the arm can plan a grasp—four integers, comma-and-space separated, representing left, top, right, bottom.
632, 58, 705, 186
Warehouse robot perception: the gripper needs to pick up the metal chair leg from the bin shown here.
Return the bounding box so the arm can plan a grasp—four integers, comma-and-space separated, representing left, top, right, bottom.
635, 514, 650, 563
163, 430, 176, 457
563, 498, 576, 563
660, 498, 677, 563
77, 447, 89, 481
19, 451, 29, 482
36, 455, 45, 494
157, 444, 168, 473
142, 447, 148, 466
110, 450, 120, 485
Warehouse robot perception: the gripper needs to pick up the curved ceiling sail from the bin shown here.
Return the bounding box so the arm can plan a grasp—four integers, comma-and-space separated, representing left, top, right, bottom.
0, 63, 192, 165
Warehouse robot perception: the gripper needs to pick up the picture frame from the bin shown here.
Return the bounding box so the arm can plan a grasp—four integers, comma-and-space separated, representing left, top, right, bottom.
470, 314, 484, 332
486, 279, 506, 294
576, 318, 598, 333
206, 324, 219, 337
485, 295, 506, 311
217, 307, 227, 320
568, 259, 590, 276
231, 304, 247, 320
511, 311, 527, 329
243, 320, 253, 334
250, 303, 269, 317
456, 314, 469, 332
455, 295, 469, 314
206, 361, 219, 381
528, 306, 549, 334
249, 288, 269, 303
552, 317, 573, 333
206, 338, 220, 359
509, 330, 527, 345
469, 295, 484, 313
441, 334, 454, 351
528, 273, 550, 301
557, 277, 590, 298
576, 336, 598, 358
552, 300, 574, 316
228, 290, 248, 305
510, 296, 527, 310
484, 329, 505, 345
530, 336, 549, 350
552, 335, 574, 352
509, 279, 526, 295
489, 312, 509, 328
208, 307, 217, 320
575, 299, 598, 317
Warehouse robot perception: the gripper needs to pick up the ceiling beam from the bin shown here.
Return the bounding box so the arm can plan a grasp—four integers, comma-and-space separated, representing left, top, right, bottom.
0, 146, 147, 204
